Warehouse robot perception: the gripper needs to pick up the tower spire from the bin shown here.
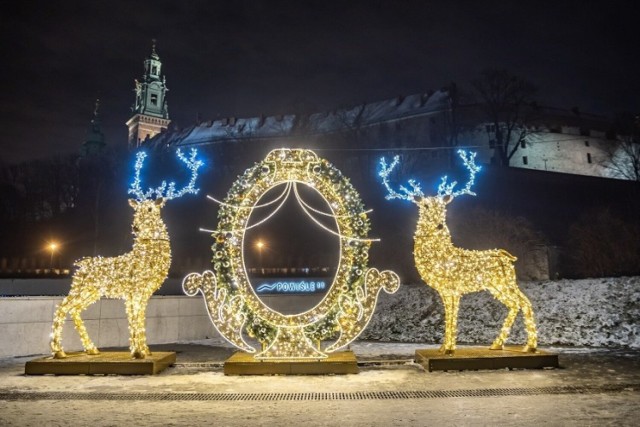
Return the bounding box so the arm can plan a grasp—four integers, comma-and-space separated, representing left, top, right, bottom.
93, 98, 100, 122
151, 38, 158, 59
83, 98, 105, 155
126, 40, 171, 149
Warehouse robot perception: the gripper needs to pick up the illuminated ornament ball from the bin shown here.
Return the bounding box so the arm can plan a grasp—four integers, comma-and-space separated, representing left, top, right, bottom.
50, 149, 203, 359
183, 148, 400, 359
379, 150, 537, 354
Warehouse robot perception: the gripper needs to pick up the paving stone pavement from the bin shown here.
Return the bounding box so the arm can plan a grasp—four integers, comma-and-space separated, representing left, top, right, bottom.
0, 342, 638, 426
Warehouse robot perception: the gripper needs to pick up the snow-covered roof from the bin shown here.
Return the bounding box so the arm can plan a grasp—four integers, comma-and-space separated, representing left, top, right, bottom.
148, 90, 451, 149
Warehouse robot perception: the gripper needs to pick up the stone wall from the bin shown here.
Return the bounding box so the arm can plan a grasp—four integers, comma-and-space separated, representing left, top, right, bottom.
1, 277, 638, 358
0, 296, 212, 357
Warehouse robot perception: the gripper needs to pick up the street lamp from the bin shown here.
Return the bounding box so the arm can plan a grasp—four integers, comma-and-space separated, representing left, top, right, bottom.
48, 242, 58, 270
255, 240, 265, 271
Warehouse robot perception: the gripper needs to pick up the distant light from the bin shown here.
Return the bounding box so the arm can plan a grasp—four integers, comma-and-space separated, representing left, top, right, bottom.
256, 240, 265, 250
49, 242, 58, 252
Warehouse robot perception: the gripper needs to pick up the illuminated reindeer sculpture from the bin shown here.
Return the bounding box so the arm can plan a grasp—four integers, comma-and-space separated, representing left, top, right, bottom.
51, 149, 203, 359
379, 150, 537, 354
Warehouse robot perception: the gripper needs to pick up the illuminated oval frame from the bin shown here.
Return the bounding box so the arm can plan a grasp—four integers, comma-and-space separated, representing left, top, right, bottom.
236, 157, 368, 327
184, 148, 400, 359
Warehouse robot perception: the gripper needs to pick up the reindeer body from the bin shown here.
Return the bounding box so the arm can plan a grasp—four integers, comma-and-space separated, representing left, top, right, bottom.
50, 148, 203, 359
379, 150, 537, 354
414, 197, 537, 353
51, 199, 171, 359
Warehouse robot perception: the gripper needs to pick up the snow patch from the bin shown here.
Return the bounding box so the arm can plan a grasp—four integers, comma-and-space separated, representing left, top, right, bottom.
362, 277, 640, 349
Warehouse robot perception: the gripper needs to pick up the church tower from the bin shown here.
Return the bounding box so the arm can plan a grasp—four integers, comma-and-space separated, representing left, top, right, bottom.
126, 40, 170, 149
82, 98, 106, 156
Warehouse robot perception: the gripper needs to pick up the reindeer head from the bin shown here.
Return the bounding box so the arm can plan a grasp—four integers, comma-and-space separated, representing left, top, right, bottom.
128, 198, 167, 240
379, 150, 481, 235
127, 148, 204, 240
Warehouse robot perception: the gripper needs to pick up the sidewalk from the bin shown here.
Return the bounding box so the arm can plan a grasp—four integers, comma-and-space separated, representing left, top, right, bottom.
1, 341, 638, 426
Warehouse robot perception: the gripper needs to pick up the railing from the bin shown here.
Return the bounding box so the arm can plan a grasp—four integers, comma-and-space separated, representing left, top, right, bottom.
0, 256, 334, 279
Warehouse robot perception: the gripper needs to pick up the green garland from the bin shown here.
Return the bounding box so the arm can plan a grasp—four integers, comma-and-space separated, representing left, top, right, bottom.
210, 149, 371, 349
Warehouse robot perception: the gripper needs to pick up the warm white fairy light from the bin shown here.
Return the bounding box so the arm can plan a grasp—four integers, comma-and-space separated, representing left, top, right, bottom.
51, 149, 203, 359
206, 180, 291, 209
292, 183, 380, 243
219, 183, 292, 233
293, 185, 374, 218
379, 150, 537, 354
184, 148, 399, 359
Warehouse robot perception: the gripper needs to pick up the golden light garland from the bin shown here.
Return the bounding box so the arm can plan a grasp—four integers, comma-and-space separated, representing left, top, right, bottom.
184, 148, 400, 359
380, 150, 537, 354
50, 149, 202, 359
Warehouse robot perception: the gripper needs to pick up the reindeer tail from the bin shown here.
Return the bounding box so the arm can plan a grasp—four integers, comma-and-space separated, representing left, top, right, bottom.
498, 249, 517, 262
73, 256, 94, 270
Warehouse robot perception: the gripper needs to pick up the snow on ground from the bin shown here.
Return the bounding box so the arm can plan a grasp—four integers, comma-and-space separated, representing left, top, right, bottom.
179, 277, 640, 350
361, 277, 640, 349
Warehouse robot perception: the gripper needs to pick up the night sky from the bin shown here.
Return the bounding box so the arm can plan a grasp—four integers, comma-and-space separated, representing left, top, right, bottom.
1, 0, 638, 163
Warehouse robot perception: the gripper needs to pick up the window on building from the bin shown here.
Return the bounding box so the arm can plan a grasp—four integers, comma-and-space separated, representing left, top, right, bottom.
150, 94, 158, 106
584, 140, 590, 147
152, 66, 158, 75
523, 156, 528, 165
587, 153, 592, 164
520, 140, 526, 149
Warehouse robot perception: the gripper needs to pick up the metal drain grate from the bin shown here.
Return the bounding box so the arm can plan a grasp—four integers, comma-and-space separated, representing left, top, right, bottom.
173, 360, 412, 368
0, 384, 636, 402
173, 362, 224, 368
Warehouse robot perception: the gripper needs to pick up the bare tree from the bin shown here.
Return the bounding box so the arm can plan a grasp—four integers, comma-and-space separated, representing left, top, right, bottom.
0, 155, 80, 222
566, 207, 640, 278
448, 206, 548, 280
602, 113, 640, 181
471, 68, 538, 166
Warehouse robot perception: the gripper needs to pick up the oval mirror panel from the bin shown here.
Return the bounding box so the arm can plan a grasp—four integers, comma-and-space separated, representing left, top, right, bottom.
244, 183, 339, 315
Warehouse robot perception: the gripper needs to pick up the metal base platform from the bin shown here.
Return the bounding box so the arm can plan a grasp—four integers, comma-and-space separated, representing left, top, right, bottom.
224, 351, 359, 375
415, 346, 559, 372
25, 351, 176, 375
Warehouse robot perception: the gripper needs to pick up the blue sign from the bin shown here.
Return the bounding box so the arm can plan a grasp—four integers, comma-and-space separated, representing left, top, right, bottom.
255, 278, 327, 294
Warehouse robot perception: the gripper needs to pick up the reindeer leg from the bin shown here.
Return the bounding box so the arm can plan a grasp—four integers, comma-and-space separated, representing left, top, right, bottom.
490, 282, 522, 350
65, 289, 101, 355
438, 293, 449, 353
124, 298, 141, 358
135, 300, 151, 358
446, 295, 461, 355
440, 294, 459, 355
519, 293, 538, 353
490, 304, 519, 351
51, 298, 71, 358
70, 309, 99, 355
127, 296, 150, 359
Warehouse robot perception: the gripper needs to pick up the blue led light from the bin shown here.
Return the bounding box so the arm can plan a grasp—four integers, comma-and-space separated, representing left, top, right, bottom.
128, 148, 203, 201
256, 280, 327, 294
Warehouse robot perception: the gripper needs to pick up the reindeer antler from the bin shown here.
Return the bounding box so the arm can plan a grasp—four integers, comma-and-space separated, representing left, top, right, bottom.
437, 150, 481, 198
163, 148, 204, 199
378, 155, 424, 201
128, 148, 204, 201
129, 152, 153, 200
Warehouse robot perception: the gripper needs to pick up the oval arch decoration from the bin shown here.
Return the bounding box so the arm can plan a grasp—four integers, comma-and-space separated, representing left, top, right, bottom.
183, 149, 400, 359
